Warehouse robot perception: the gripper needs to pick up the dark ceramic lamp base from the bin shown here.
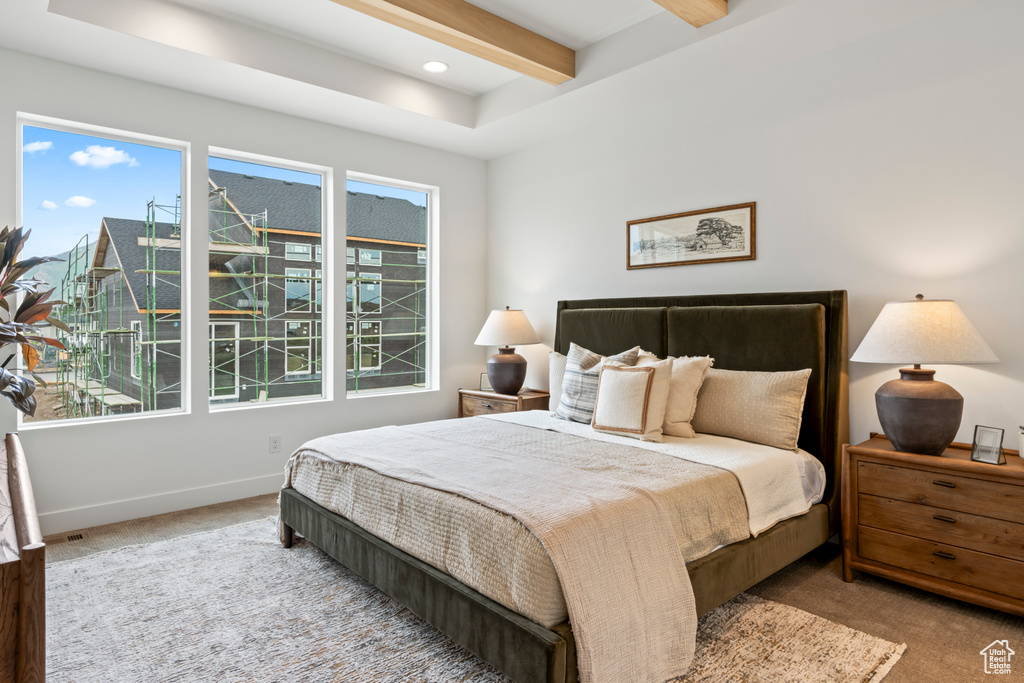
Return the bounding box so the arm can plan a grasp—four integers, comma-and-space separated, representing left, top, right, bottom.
875, 367, 963, 456
486, 347, 527, 396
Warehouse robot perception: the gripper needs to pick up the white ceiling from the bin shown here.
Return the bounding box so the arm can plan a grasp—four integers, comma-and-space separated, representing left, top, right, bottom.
165, 0, 665, 95
0, 0, 805, 158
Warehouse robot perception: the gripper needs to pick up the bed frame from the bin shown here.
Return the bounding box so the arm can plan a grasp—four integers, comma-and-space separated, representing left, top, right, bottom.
280, 289, 848, 683
0, 433, 46, 683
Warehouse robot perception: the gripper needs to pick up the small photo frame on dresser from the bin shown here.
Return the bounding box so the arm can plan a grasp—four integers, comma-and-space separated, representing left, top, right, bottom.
479, 373, 493, 392
971, 425, 1006, 464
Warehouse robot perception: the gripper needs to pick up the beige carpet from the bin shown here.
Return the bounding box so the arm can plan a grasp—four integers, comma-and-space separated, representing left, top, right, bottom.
46, 517, 904, 682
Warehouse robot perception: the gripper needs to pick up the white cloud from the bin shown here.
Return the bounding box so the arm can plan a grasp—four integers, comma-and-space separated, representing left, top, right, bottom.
41, 200, 57, 210
65, 196, 96, 208
69, 145, 138, 169
23, 141, 53, 154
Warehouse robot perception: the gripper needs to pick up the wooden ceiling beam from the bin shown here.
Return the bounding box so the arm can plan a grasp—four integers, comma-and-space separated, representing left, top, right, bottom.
327, 0, 575, 85
652, 0, 727, 28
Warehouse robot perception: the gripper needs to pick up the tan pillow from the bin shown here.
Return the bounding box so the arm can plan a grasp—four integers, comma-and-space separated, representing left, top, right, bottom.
691, 368, 812, 451
591, 358, 672, 442
637, 354, 713, 438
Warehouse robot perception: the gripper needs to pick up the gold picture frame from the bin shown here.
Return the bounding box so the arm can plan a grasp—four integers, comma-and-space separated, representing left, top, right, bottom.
626, 202, 756, 269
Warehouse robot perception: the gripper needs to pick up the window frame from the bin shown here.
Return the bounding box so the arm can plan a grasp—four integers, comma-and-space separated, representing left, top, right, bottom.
130, 320, 142, 381
358, 320, 382, 372
345, 172, 438, 397
16, 113, 190, 429
285, 267, 312, 313
285, 320, 313, 377
208, 146, 333, 410
357, 271, 382, 314
285, 242, 312, 261
209, 321, 240, 400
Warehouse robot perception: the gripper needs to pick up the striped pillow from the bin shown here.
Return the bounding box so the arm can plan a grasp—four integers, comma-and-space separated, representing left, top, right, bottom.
555, 343, 640, 424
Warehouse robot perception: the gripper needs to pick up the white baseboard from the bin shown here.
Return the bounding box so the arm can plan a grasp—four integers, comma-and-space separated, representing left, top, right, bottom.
39, 473, 283, 536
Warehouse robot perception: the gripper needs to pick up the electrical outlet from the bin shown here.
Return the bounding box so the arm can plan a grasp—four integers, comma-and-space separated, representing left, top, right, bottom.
269, 435, 282, 454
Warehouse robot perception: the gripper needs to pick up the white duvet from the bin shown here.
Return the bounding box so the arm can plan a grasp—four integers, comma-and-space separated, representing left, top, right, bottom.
484, 410, 825, 536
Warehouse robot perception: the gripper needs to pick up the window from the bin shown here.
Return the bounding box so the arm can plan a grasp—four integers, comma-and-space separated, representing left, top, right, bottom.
359, 248, 382, 266
358, 273, 381, 314
19, 118, 186, 424
130, 320, 142, 380
315, 269, 322, 313
359, 321, 381, 371
285, 268, 312, 312
209, 322, 239, 399
286, 243, 311, 261
286, 321, 312, 376
345, 176, 433, 395
208, 152, 328, 406
346, 247, 355, 264
346, 321, 356, 376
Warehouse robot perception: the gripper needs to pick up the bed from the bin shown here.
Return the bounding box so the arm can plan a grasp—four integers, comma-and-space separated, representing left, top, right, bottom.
280, 290, 849, 683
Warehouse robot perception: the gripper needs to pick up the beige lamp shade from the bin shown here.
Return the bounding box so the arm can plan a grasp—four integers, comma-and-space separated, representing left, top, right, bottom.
851, 298, 998, 365
474, 307, 541, 347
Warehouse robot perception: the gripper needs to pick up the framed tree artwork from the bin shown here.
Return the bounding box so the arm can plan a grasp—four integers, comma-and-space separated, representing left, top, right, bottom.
626, 202, 756, 269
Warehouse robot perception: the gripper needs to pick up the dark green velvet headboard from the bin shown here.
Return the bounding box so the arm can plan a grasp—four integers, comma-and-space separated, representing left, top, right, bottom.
553, 291, 849, 526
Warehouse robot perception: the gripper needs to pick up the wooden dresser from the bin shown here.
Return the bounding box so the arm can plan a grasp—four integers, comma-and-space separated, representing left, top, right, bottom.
457, 388, 549, 418
842, 435, 1024, 616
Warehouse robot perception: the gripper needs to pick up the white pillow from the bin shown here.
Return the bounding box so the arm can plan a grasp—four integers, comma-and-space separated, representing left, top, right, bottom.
554, 343, 641, 424
591, 358, 673, 441
548, 351, 567, 411
637, 354, 713, 438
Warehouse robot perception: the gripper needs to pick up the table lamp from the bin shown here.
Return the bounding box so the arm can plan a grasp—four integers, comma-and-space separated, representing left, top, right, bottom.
851, 295, 998, 455
474, 306, 541, 396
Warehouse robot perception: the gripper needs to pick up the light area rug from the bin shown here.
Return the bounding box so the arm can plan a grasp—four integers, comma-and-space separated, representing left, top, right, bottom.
46, 518, 905, 682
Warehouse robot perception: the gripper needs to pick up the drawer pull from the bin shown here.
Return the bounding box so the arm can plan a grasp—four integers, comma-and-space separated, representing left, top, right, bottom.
932, 551, 957, 560
480, 403, 491, 408
933, 515, 957, 524
932, 480, 957, 488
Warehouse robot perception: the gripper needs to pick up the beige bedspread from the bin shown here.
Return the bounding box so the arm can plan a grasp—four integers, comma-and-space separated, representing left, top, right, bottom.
285, 417, 749, 683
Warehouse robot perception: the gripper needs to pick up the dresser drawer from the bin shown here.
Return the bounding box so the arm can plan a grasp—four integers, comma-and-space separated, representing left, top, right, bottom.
461, 395, 517, 417
858, 526, 1024, 601
859, 494, 1024, 561
858, 462, 1024, 524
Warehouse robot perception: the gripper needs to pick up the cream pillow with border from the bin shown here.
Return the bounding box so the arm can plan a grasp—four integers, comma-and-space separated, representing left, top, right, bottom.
548, 351, 567, 411
637, 353, 714, 438
555, 344, 641, 423
691, 368, 812, 451
591, 358, 672, 442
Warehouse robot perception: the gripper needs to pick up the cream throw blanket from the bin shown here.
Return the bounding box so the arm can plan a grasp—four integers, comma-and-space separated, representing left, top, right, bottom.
285, 418, 748, 683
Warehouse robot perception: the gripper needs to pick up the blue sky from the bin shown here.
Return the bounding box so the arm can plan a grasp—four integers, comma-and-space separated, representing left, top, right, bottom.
21, 125, 182, 259
21, 127, 427, 260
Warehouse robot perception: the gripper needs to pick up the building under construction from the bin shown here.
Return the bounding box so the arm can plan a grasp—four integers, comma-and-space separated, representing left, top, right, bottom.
52, 170, 428, 419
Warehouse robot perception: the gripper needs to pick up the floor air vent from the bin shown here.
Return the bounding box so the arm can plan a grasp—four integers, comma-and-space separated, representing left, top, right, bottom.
66, 533, 84, 542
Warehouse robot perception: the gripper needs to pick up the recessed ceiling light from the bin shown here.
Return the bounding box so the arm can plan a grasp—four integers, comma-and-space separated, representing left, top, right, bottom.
422, 61, 449, 74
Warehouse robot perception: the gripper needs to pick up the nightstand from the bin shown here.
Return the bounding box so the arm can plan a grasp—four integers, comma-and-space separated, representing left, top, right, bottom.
842, 435, 1024, 616
457, 388, 549, 418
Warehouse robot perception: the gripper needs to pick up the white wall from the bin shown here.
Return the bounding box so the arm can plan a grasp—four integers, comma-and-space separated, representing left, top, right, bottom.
0, 48, 488, 534
487, 0, 1024, 448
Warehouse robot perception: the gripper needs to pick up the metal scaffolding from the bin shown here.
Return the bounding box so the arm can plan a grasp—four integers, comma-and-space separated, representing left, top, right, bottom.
45, 186, 428, 418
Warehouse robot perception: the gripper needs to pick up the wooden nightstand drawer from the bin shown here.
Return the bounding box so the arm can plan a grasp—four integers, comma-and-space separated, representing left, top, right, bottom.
458, 389, 549, 418
858, 461, 1024, 524
461, 395, 517, 417
858, 527, 1024, 601
859, 494, 1024, 561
